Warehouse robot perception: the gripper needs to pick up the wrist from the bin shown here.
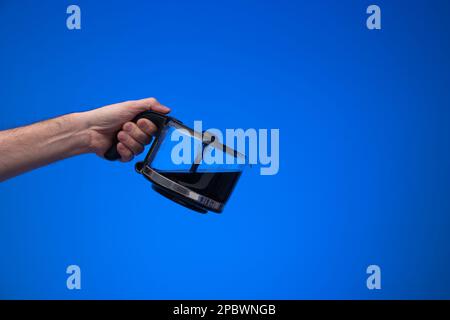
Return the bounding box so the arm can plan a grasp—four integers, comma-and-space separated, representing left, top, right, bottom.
72, 110, 115, 156
66, 112, 96, 155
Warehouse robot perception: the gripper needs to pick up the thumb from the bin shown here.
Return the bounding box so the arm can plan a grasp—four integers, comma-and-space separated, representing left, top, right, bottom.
131, 97, 171, 114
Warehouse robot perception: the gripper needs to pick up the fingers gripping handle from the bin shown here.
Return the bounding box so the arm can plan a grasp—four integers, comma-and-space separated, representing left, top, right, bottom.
103, 111, 169, 161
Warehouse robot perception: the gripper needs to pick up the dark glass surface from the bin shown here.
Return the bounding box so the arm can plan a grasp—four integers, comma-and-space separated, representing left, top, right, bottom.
156, 171, 242, 203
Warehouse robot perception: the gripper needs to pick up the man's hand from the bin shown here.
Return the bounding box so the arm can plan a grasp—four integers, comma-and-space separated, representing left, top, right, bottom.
82, 97, 170, 162
0, 97, 170, 182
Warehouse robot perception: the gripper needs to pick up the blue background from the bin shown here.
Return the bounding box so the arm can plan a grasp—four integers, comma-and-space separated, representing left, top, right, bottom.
1, 0, 450, 299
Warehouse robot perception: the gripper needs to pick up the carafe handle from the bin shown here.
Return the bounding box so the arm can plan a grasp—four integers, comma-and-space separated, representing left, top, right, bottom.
103, 110, 169, 161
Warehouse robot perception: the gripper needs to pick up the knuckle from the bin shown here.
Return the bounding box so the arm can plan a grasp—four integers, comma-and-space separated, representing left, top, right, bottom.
138, 120, 155, 135
117, 142, 126, 152
137, 118, 149, 127
118, 145, 132, 162
118, 131, 129, 143
123, 122, 133, 131
132, 125, 144, 137
130, 129, 146, 143
148, 121, 157, 131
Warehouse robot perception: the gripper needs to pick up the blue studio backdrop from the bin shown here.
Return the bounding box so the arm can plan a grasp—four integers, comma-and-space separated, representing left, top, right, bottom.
1, 0, 450, 299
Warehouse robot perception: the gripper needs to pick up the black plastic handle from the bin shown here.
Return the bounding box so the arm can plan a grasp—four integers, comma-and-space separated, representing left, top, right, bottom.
104, 110, 169, 161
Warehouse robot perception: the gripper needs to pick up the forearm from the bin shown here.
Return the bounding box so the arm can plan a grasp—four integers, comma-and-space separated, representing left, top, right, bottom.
0, 113, 92, 182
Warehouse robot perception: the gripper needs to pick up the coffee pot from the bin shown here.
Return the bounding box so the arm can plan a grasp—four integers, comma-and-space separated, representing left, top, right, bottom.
104, 111, 245, 213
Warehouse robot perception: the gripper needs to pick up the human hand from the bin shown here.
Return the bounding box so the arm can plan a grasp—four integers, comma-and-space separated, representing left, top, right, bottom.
81, 97, 170, 162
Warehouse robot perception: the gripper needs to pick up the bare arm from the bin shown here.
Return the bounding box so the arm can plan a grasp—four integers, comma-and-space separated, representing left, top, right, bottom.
0, 97, 170, 182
